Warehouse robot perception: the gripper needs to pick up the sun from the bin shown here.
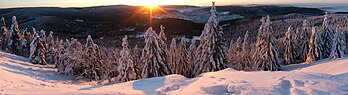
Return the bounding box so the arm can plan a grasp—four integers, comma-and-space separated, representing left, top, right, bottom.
129, 0, 169, 26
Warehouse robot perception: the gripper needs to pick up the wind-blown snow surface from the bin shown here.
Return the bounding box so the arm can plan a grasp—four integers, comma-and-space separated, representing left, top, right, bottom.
1, 51, 348, 95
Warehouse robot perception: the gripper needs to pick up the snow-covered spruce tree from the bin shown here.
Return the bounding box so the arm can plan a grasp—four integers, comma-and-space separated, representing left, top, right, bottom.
1, 17, 10, 50
117, 35, 137, 83
236, 37, 243, 52
242, 31, 253, 70
305, 26, 323, 63
38, 30, 47, 49
187, 40, 196, 78
109, 49, 120, 81
340, 27, 347, 54
54, 38, 63, 68
168, 38, 178, 73
46, 31, 57, 64
330, 25, 345, 59
29, 35, 47, 65
242, 31, 250, 52
132, 45, 142, 79
7, 17, 15, 51
255, 15, 282, 71
141, 27, 171, 78
320, 13, 334, 58
300, 20, 312, 61
56, 39, 66, 70
58, 39, 84, 76
84, 35, 108, 80
194, 2, 227, 76
178, 38, 191, 77
21, 30, 32, 57
294, 27, 301, 60
158, 25, 169, 71
57, 39, 70, 70
252, 17, 266, 68
29, 29, 39, 61
284, 26, 296, 65
227, 37, 244, 70
159, 25, 168, 51
8, 16, 22, 55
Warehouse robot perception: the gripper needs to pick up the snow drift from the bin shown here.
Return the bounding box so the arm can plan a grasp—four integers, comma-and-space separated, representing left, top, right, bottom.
0, 51, 348, 95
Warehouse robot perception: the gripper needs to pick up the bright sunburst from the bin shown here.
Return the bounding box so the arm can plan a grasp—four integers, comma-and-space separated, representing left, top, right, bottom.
128, 0, 182, 26
133, 0, 168, 26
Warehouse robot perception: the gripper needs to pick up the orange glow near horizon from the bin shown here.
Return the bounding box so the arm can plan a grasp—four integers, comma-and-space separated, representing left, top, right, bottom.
146, 5, 167, 26
130, 4, 167, 26
2, 0, 348, 8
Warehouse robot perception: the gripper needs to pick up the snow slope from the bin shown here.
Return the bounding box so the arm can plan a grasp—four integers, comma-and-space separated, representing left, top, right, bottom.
1, 51, 348, 95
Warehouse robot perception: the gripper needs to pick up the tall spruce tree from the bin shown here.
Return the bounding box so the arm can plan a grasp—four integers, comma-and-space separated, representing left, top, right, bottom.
330, 25, 345, 59
22, 30, 32, 57
84, 35, 107, 80
300, 20, 312, 62
132, 45, 142, 79
159, 25, 168, 51
242, 31, 253, 70
168, 38, 178, 74
284, 26, 296, 65
117, 35, 137, 82
253, 17, 266, 68
178, 38, 191, 77
242, 31, 250, 52
8, 16, 22, 55
187, 40, 196, 78
255, 15, 282, 71
57, 39, 68, 73
320, 13, 334, 58
29, 35, 47, 65
55, 38, 64, 68
141, 27, 171, 78
1, 17, 9, 50
306, 26, 323, 63
38, 30, 47, 49
29, 29, 39, 61
46, 31, 56, 64
194, 1, 227, 76
58, 39, 84, 76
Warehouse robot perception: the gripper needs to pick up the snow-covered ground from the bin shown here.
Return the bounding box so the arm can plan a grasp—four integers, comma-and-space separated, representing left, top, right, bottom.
0, 51, 348, 95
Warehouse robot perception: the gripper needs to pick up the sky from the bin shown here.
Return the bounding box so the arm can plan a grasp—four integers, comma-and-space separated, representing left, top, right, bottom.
0, 0, 348, 8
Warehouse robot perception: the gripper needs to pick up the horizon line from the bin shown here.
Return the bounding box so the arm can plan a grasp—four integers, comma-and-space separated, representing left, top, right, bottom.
1, 3, 347, 9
